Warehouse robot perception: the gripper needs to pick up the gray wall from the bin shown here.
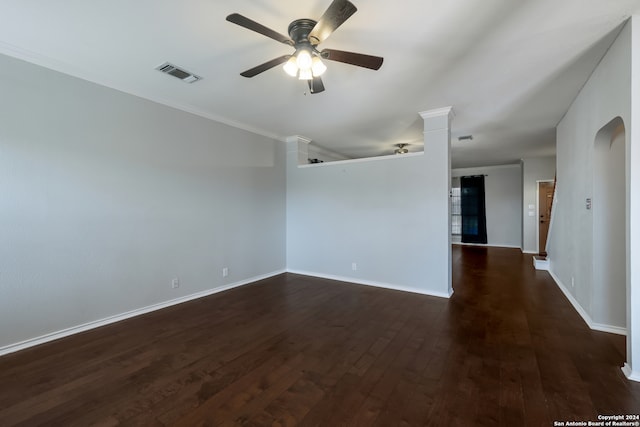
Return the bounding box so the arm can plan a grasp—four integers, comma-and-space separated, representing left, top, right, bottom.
548, 19, 634, 340
548, 18, 640, 380
286, 146, 451, 298
452, 164, 522, 248
0, 54, 286, 350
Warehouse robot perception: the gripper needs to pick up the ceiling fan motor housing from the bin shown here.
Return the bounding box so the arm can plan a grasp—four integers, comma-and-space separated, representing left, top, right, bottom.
288, 19, 318, 47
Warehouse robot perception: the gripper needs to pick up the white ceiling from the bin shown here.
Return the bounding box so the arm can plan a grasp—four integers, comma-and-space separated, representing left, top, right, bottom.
1, 0, 639, 167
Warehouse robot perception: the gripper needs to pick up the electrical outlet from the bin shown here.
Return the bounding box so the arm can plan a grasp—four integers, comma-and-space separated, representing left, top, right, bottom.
171, 277, 180, 289
352, 262, 357, 271
222, 267, 229, 277
571, 276, 575, 288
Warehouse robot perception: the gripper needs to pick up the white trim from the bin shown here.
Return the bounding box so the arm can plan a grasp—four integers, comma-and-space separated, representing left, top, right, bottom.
536, 181, 541, 254
451, 163, 521, 175
0, 41, 282, 143
419, 106, 455, 120
522, 250, 538, 254
622, 363, 640, 382
285, 135, 312, 145
298, 151, 424, 168
0, 269, 286, 357
533, 256, 550, 271
287, 269, 453, 299
548, 269, 627, 336
548, 270, 595, 329
308, 143, 351, 161
593, 323, 628, 336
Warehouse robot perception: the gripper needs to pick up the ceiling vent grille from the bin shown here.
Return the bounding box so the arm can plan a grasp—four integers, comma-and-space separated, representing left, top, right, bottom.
156, 62, 202, 83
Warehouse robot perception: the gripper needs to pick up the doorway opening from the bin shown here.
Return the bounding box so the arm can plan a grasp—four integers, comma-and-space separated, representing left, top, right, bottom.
537, 180, 554, 256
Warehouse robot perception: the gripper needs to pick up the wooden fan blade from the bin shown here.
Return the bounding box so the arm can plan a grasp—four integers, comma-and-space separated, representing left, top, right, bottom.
321, 49, 383, 70
226, 13, 294, 46
240, 55, 292, 78
308, 0, 357, 45
308, 76, 325, 94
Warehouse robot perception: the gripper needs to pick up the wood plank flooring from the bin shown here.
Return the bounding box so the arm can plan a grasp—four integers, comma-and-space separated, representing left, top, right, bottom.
1, 246, 639, 425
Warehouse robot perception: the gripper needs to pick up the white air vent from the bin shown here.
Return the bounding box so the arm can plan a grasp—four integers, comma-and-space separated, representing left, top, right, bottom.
155, 62, 201, 83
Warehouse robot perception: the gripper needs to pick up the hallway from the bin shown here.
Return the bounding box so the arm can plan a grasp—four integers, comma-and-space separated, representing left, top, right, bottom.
449, 245, 638, 424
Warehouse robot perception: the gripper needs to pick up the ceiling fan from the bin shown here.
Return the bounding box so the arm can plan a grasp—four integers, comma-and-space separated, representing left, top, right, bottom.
394, 143, 409, 154
226, 0, 383, 94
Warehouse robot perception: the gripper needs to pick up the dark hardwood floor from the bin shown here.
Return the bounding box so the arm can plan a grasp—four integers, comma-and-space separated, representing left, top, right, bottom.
1, 246, 639, 426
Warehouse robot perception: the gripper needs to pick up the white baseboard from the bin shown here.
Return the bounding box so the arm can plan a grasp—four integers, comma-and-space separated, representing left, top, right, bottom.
622, 363, 640, 382
592, 323, 628, 335
541, 268, 637, 383
0, 269, 286, 357
522, 250, 538, 254
287, 269, 453, 299
547, 269, 627, 336
548, 269, 593, 328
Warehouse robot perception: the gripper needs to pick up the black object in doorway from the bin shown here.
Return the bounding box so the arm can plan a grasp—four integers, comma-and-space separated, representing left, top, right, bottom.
461, 175, 487, 244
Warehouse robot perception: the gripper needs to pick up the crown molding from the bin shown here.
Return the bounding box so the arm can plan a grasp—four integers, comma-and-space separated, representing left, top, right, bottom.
285, 135, 312, 144
419, 106, 455, 120
0, 41, 282, 142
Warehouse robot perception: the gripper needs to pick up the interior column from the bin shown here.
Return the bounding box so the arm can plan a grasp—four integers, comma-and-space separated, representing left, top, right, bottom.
420, 107, 455, 297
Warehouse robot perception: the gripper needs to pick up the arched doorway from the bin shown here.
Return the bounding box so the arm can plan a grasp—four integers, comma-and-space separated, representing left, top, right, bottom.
593, 117, 627, 340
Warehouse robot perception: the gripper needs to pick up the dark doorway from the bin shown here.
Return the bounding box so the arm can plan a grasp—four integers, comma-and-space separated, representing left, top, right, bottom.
461, 175, 487, 244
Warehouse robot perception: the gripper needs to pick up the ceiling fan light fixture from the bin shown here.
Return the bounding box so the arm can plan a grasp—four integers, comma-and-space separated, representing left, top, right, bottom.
284, 48, 318, 80
283, 57, 298, 77
394, 143, 409, 154
296, 49, 313, 69
311, 56, 327, 77
227, 1, 384, 94
298, 68, 313, 80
